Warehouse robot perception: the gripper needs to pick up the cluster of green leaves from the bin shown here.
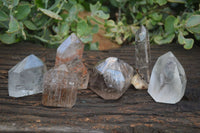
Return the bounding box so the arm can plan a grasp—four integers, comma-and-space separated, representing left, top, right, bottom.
104, 0, 200, 49
0, 0, 109, 49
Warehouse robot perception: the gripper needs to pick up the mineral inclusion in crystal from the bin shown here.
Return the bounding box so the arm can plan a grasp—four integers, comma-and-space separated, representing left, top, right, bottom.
148, 52, 187, 104
55, 33, 89, 89
89, 57, 133, 100
42, 64, 79, 108
8, 54, 47, 97
55, 33, 84, 65
135, 25, 151, 82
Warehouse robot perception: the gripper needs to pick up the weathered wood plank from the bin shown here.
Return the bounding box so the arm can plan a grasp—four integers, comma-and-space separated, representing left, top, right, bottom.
0, 43, 200, 132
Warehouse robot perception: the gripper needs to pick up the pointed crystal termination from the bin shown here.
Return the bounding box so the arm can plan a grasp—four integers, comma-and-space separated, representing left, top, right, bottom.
89, 57, 133, 100
55, 33, 84, 66
135, 25, 151, 82
42, 64, 79, 108
65, 58, 89, 89
148, 52, 187, 104
55, 33, 89, 89
8, 54, 47, 97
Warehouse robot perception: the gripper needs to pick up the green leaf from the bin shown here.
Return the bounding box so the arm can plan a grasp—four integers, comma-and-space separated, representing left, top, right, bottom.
178, 31, 194, 49
167, 0, 186, 3
59, 22, 69, 36
106, 20, 115, 27
154, 34, 175, 45
2, 0, 19, 8
7, 15, 20, 33
186, 15, 200, 34
0, 11, 9, 21
80, 35, 93, 43
34, 0, 45, 8
90, 2, 109, 19
184, 39, 194, 49
0, 33, 17, 44
15, 4, 31, 20
91, 24, 99, 34
39, 8, 63, 20
95, 10, 109, 19
24, 20, 38, 30
194, 34, 200, 40
150, 13, 162, 21
154, 0, 167, 6
77, 20, 91, 37
90, 42, 99, 50
90, 1, 101, 13
164, 15, 176, 34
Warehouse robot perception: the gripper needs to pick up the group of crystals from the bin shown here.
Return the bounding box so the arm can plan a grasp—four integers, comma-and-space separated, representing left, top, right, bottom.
8, 26, 187, 108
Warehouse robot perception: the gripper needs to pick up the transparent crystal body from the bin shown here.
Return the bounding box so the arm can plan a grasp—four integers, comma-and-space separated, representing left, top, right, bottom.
55, 33, 84, 65
8, 54, 47, 97
42, 64, 79, 108
148, 52, 187, 104
135, 25, 151, 82
89, 57, 133, 100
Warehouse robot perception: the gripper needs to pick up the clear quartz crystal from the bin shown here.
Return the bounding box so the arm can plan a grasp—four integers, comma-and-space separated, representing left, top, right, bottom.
89, 57, 133, 100
55, 33, 84, 65
42, 64, 79, 108
8, 54, 47, 97
148, 52, 187, 104
135, 25, 151, 82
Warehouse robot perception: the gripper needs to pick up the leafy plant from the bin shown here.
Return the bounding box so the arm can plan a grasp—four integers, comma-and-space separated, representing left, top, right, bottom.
104, 0, 200, 49
0, 0, 109, 50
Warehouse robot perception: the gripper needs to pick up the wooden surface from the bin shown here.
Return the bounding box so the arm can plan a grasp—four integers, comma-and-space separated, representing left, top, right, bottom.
0, 43, 200, 133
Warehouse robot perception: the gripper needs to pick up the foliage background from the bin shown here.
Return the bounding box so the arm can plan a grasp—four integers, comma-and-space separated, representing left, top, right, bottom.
0, 0, 199, 50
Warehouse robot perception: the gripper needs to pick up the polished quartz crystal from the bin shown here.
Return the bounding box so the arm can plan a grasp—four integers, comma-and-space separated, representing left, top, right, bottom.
8, 54, 47, 97
42, 64, 79, 108
148, 52, 187, 104
89, 57, 133, 100
55, 33, 84, 66
135, 25, 151, 82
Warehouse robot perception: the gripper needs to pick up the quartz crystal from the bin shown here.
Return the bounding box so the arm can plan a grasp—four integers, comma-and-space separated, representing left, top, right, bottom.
148, 52, 187, 104
42, 64, 79, 108
55, 33, 84, 65
8, 54, 47, 97
131, 73, 148, 89
89, 57, 133, 100
135, 25, 151, 82
65, 58, 89, 89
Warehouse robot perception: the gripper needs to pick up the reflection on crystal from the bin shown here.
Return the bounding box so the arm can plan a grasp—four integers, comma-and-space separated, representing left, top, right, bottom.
148, 52, 187, 104
135, 25, 151, 82
89, 57, 133, 100
8, 54, 47, 97
42, 64, 79, 108
55, 33, 84, 66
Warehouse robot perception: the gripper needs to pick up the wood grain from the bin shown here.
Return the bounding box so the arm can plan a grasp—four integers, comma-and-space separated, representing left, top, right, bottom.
0, 43, 200, 133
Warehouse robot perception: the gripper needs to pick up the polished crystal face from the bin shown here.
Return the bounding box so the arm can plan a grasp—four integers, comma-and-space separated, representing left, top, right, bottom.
148, 52, 187, 104
42, 64, 79, 108
89, 57, 133, 100
8, 54, 47, 97
55, 33, 84, 66
135, 25, 151, 82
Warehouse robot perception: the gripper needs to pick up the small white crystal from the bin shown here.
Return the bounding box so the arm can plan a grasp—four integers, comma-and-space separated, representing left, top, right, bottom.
148, 51, 187, 104
131, 74, 148, 89
8, 54, 47, 97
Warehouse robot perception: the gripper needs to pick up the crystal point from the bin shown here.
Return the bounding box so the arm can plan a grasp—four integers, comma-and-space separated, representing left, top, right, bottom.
55, 33, 84, 66
135, 25, 151, 82
42, 64, 79, 108
89, 57, 133, 100
148, 51, 187, 104
8, 54, 47, 97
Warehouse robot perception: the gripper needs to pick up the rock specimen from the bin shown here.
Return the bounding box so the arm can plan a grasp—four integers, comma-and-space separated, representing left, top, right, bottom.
131, 73, 148, 89
89, 57, 133, 100
135, 25, 151, 82
148, 52, 187, 104
42, 64, 79, 108
55, 33, 84, 65
8, 54, 46, 97
55, 33, 89, 89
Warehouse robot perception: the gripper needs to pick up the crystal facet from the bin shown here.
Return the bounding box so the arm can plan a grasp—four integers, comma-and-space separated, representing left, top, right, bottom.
42, 64, 79, 108
8, 54, 47, 97
55, 33, 89, 89
55, 33, 84, 65
89, 57, 133, 100
135, 25, 151, 82
148, 52, 187, 104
